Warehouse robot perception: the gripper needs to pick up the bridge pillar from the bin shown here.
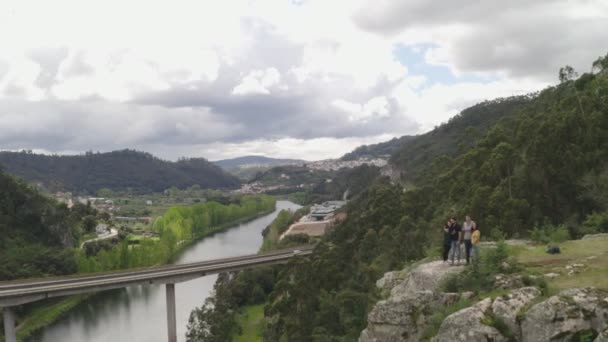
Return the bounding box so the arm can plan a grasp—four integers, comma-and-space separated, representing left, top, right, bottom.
166, 283, 177, 342
3, 306, 17, 342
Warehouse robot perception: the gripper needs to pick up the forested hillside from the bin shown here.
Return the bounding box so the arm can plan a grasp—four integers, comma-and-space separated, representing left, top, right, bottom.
390, 95, 535, 182
341, 135, 415, 160
0, 150, 240, 194
0, 170, 85, 280
186, 55, 608, 341
213, 156, 302, 169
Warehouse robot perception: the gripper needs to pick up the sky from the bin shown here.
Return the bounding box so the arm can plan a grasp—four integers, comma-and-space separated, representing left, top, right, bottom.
1, 0, 607, 161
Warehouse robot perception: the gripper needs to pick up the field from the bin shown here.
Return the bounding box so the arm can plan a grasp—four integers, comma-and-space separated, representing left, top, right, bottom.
512, 235, 608, 290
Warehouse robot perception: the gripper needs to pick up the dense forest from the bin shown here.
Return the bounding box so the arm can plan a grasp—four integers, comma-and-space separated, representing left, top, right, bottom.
390, 94, 535, 182
0, 149, 240, 194
187, 54, 608, 341
0, 170, 96, 281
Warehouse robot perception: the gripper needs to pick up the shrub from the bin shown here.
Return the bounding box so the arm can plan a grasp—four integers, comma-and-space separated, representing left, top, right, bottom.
581, 211, 608, 235
529, 223, 570, 244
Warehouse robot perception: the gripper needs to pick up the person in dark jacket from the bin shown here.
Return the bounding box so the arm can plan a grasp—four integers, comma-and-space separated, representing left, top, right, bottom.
448, 217, 462, 264
442, 221, 452, 263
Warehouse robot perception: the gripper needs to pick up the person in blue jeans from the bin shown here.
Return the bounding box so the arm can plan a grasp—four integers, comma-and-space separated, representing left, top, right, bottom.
462, 215, 476, 264
448, 217, 461, 264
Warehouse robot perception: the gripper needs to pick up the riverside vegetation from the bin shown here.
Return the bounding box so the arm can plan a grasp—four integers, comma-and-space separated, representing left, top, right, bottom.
185, 54, 608, 341
0, 168, 276, 340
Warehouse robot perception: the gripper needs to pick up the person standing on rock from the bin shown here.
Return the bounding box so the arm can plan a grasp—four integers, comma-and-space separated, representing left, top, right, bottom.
462, 215, 476, 264
448, 217, 461, 264
471, 225, 481, 262
442, 220, 452, 263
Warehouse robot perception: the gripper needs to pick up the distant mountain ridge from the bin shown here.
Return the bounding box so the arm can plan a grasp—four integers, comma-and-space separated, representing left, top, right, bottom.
0, 149, 240, 193
213, 155, 304, 169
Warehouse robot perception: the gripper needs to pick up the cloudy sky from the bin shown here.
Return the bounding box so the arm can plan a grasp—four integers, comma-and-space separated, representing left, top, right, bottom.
1, 0, 607, 161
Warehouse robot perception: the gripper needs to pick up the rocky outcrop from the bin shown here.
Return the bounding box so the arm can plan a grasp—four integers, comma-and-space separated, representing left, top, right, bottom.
432, 298, 507, 342
376, 271, 405, 293
521, 288, 608, 342
389, 261, 465, 299
361, 258, 608, 342
359, 261, 465, 342
492, 287, 541, 337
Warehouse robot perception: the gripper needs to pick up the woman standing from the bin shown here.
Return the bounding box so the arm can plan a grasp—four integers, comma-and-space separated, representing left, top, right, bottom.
462, 215, 476, 264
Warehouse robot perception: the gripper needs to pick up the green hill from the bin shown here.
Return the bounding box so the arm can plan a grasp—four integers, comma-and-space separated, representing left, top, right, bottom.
0, 170, 82, 281
186, 54, 608, 341
341, 135, 416, 161
389, 95, 535, 182
0, 149, 241, 194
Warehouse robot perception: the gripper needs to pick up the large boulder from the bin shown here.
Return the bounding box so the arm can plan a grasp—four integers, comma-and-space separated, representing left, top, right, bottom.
491, 287, 541, 339
359, 290, 435, 342
521, 288, 608, 342
390, 261, 464, 298
359, 261, 465, 342
432, 298, 508, 342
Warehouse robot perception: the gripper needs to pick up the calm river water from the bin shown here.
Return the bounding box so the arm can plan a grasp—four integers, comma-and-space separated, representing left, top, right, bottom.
29, 200, 301, 342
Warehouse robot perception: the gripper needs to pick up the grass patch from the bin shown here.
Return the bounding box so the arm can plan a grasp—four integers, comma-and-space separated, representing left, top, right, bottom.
234, 304, 265, 342
3, 295, 91, 342
419, 299, 472, 341
512, 236, 608, 290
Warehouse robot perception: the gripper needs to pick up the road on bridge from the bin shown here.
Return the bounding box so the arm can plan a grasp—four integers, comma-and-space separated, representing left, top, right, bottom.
0, 246, 314, 342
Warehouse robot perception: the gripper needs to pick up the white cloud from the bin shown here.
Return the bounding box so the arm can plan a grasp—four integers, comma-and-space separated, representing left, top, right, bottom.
0, 0, 605, 160
232, 68, 282, 95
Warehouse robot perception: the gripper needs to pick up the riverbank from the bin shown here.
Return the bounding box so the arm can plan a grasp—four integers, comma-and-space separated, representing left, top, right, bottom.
7, 203, 278, 342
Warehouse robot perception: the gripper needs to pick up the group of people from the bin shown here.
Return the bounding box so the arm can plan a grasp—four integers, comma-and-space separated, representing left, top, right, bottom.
442, 215, 480, 265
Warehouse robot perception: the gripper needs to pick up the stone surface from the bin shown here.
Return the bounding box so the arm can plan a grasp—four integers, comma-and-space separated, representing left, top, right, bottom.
494, 274, 524, 289
376, 271, 404, 292
521, 288, 608, 342
360, 291, 435, 342
432, 298, 507, 342
596, 328, 608, 342
359, 261, 465, 342
491, 287, 541, 339
439, 293, 461, 307
390, 261, 464, 299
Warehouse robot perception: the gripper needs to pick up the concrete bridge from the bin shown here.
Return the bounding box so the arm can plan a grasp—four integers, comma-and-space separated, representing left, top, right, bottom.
0, 246, 313, 342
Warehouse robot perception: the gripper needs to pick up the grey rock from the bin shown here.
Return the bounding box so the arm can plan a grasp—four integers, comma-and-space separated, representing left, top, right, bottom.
595, 328, 608, 342
390, 261, 464, 298
494, 274, 524, 290
360, 261, 465, 342
461, 291, 475, 300
491, 287, 541, 339
432, 298, 507, 342
440, 293, 461, 307
521, 288, 608, 342
360, 291, 435, 342
582, 233, 608, 240
376, 271, 404, 292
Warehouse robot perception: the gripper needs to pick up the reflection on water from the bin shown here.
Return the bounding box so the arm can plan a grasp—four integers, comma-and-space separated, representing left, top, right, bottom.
29, 201, 301, 342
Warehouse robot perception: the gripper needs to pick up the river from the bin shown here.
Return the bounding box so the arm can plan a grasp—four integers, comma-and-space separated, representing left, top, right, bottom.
29, 200, 301, 342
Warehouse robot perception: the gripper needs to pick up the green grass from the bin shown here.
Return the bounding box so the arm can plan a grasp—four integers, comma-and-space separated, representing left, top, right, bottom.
233, 304, 265, 342
512, 236, 608, 290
